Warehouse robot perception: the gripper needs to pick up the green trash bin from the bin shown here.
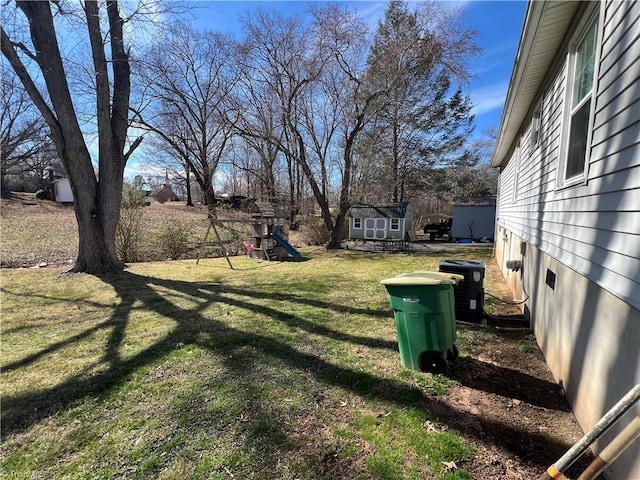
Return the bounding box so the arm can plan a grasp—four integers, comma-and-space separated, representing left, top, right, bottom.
380, 272, 463, 373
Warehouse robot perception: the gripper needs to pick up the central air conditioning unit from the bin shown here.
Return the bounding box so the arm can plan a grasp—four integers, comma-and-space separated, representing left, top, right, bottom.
438, 259, 485, 323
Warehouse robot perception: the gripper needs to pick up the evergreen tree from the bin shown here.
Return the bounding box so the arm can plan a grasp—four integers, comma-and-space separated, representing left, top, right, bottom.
359, 0, 478, 203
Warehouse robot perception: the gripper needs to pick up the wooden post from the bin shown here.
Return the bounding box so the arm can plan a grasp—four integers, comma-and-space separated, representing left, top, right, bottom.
196, 217, 234, 270
212, 222, 234, 270
195, 222, 211, 266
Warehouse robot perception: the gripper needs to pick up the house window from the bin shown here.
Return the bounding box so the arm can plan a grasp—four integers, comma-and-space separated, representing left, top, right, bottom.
513, 141, 521, 203
561, 14, 598, 184
390, 218, 400, 231
530, 99, 542, 152
353, 218, 362, 229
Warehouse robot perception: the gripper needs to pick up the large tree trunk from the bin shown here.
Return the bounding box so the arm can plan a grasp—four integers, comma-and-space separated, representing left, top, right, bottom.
74, 199, 124, 273
203, 180, 217, 206
2, 1, 134, 273
64, 145, 124, 274
326, 109, 367, 249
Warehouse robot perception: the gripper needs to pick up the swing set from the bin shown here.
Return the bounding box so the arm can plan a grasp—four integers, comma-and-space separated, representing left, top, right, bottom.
196, 201, 302, 269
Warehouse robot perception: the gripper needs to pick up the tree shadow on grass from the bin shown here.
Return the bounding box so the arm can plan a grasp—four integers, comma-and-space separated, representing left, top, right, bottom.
2, 271, 579, 472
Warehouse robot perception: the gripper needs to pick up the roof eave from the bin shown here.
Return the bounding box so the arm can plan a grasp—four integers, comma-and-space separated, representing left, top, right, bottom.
491, 1, 580, 168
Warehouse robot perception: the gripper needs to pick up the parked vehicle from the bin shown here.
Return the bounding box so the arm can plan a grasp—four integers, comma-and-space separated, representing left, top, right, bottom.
423, 217, 452, 241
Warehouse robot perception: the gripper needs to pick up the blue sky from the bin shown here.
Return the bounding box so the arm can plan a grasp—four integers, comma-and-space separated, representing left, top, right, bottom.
189, 0, 527, 139
126, 1, 527, 179
461, 1, 527, 136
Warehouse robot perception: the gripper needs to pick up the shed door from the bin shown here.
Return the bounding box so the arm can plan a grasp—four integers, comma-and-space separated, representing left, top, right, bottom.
364, 218, 387, 239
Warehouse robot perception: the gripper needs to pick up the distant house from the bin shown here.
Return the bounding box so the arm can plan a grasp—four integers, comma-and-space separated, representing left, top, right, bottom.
450, 196, 496, 241
349, 202, 413, 241
492, 1, 639, 478
52, 178, 73, 203
151, 184, 179, 203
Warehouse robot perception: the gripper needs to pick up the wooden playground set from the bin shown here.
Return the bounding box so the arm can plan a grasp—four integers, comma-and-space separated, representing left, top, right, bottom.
198, 201, 302, 269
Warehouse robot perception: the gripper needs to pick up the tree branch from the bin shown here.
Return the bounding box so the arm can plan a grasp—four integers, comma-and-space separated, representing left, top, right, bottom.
124, 136, 144, 161
10, 40, 38, 62
106, 0, 131, 158
0, 27, 62, 145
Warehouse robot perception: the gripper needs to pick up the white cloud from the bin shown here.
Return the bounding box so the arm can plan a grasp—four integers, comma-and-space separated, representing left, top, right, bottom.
350, 1, 387, 29
472, 43, 518, 77
471, 81, 508, 116
123, 161, 163, 182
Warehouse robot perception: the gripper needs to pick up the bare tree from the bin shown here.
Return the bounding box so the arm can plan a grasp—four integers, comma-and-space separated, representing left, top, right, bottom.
1, 1, 144, 273
134, 23, 239, 207
0, 68, 58, 194
234, 9, 318, 227
450, 127, 499, 197
310, 4, 398, 248
237, 6, 377, 248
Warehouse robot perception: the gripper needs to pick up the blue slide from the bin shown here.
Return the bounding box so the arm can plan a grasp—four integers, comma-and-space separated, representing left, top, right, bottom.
273, 229, 303, 262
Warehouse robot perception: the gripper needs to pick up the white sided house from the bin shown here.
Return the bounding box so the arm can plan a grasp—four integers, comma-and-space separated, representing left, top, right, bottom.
492, 1, 639, 478
349, 203, 413, 241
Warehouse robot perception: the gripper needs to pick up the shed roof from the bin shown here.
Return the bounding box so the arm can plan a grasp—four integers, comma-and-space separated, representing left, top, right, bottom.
452, 196, 496, 207
350, 202, 410, 218
491, 1, 580, 168
249, 201, 285, 218
250, 201, 275, 217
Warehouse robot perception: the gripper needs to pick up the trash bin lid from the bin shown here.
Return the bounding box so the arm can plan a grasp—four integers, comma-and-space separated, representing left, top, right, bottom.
380, 271, 464, 286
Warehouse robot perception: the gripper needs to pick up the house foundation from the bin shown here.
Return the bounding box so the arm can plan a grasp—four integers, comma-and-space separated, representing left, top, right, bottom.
495, 227, 640, 479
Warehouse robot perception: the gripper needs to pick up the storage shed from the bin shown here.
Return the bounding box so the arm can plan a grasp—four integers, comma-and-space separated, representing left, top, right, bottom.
52, 178, 73, 204
450, 196, 496, 241
349, 202, 413, 241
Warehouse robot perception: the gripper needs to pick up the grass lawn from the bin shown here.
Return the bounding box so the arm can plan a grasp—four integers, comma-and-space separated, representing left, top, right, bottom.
0, 248, 503, 479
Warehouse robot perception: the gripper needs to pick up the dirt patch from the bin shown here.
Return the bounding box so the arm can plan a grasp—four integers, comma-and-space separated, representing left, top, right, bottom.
293, 325, 598, 480
432, 271, 604, 480
440, 329, 596, 479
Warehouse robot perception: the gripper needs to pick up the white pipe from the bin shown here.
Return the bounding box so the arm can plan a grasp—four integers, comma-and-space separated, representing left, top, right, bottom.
538, 384, 640, 480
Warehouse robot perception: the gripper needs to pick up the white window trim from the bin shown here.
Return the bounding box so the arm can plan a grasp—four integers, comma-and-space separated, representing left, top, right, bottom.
389, 218, 400, 231
353, 217, 362, 229
513, 140, 521, 203
530, 97, 542, 153
557, 5, 601, 190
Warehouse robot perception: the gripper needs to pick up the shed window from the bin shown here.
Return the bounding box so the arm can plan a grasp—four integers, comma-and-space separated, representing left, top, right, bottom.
561, 14, 598, 185
353, 217, 362, 229
390, 218, 400, 230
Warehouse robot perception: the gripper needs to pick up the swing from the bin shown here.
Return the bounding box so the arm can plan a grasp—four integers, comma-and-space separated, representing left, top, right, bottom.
196, 212, 255, 269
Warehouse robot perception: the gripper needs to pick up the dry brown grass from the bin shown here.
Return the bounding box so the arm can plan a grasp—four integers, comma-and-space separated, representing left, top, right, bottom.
0, 193, 231, 267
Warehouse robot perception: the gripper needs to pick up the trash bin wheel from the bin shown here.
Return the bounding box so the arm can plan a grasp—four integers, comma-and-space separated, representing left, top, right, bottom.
419, 351, 448, 374
446, 344, 459, 363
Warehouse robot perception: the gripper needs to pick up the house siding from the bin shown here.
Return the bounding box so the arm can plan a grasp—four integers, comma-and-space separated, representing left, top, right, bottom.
497, 0, 640, 309
495, 2, 639, 478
